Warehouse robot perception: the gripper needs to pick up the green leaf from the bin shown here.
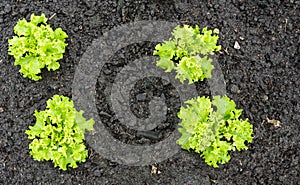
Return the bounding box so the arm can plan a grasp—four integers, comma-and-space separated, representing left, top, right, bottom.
153, 24, 221, 83
154, 40, 176, 59
177, 95, 253, 168
75, 110, 94, 132
176, 56, 204, 84
200, 56, 214, 80
8, 36, 27, 59
177, 127, 192, 150
54, 28, 68, 39
201, 140, 232, 168
8, 13, 68, 81
30, 13, 47, 25
156, 58, 175, 72
26, 95, 94, 170
154, 40, 177, 72
212, 96, 238, 120
223, 119, 253, 151
185, 96, 211, 122
14, 19, 31, 36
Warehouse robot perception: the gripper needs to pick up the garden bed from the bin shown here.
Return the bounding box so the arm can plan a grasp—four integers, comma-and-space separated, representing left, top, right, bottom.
0, 0, 299, 184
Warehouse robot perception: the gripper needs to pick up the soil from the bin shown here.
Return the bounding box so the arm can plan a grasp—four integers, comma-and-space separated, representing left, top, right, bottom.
0, 0, 299, 184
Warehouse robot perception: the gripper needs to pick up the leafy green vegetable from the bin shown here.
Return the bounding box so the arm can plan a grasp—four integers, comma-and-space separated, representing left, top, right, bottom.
8, 13, 68, 81
154, 25, 221, 84
177, 95, 253, 168
26, 95, 94, 170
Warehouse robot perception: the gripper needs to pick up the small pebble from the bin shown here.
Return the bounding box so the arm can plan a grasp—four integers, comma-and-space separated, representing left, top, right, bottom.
230, 84, 239, 93
4, 4, 11, 13
136, 93, 147, 101
85, 10, 95, 16
0, 107, 4, 113
20, 7, 26, 14
234, 41, 241, 50
93, 170, 101, 177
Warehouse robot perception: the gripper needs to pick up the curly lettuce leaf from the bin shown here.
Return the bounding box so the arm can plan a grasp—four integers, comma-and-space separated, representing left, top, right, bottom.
154, 25, 221, 83
154, 40, 176, 72
212, 95, 243, 120
75, 110, 94, 132
26, 95, 94, 170
176, 56, 203, 84
177, 95, 253, 168
201, 139, 233, 168
177, 96, 215, 152
175, 55, 215, 84
8, 13, 68, 81
221, 119, 253, 151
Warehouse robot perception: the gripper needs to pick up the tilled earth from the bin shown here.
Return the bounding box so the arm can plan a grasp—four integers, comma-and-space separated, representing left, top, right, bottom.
0, 0, 299, 184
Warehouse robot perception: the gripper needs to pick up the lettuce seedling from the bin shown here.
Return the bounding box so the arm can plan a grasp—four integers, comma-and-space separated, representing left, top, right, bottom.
8, 13, 68, 81
177, 95, 253, 168
154, 25, 221, 84
26, 95, 94, 170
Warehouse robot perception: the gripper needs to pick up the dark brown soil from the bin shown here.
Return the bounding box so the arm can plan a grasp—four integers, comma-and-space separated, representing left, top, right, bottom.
0, 0, 299, 184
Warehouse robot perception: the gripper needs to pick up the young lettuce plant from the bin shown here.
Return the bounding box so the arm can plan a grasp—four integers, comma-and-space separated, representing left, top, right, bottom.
26, 95, 94, 170
153, 25, 221, 84
8, 13, 68, 81
177, 95, 253, 168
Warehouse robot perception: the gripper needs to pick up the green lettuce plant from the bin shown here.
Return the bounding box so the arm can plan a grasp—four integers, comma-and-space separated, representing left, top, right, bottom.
177, 95, 253, 168
26, 95, 94, 170
153, 25, 221, 84
8, 13, 68, 81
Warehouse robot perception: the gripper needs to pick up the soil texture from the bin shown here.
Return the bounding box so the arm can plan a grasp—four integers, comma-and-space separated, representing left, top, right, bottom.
0, 0, 299, 184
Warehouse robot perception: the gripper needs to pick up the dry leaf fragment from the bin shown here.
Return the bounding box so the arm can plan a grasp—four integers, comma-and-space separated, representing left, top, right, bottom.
151, 165, 161, 175
266, 117, 281, 128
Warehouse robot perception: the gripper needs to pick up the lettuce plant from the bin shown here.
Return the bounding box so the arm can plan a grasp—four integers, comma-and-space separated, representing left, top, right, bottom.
8, 13, 68, 81
177, 95, 253, 167
153, 25, 221, 84
26, 95, 94, 170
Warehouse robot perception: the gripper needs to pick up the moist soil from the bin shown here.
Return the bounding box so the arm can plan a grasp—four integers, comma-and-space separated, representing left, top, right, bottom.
0, 0, 299, 184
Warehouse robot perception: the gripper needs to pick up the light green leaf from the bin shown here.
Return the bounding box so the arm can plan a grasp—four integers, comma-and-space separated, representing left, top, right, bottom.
75, 110, 94, 132
200, 56, 214, 80
26, 95, 94, 171
212, 96, 237, 120
156, 58, 175, 72
8, 13, 68, 81
177, 127, 192, 150
30, 13, 47, 25
14, 19, 31, 36
154, 24, 221, 83
177, 95, 253, 168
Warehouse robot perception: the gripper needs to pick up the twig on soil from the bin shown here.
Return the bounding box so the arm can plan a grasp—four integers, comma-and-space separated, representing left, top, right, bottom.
219, 48, 229, 55
49, 13, 57, 20
285, 19, 288, 32
266, 116, 281, 128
